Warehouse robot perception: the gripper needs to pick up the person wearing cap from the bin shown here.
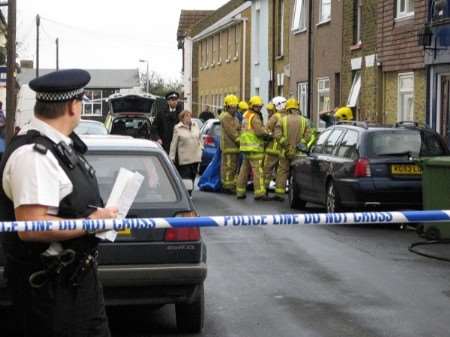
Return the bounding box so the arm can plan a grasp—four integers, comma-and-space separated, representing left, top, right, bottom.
150, 91, 183, 153
0, 69, 118, 337
263, 97, 286, 193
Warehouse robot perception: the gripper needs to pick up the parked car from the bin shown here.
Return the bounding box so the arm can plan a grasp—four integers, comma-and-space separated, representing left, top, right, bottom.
192, 117, 204, 131
199, 118, 220, 174
0, 135, 207, 333
75, 119, 108, 135
289, 121, 449, 212
104, 93, 157, 139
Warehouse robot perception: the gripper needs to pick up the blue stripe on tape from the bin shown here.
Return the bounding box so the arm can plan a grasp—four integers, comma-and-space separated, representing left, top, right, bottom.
402, 211, 450, 222
168, 217, 220, 228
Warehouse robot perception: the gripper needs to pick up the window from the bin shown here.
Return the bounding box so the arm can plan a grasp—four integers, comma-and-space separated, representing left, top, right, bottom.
317, 77, 331, 114
324, 129, 345, 155
347, 71, 361, 108
218, 33, 222, 63
203, 40, 207, 67
396, 0, 414, 19
353, 0, 362, 44
234, 24, 240, 58
212, 35, 217, 65
88, 154, 177, 203
312, 129, 332, 154
297, 82, 308, 118
336, 130, 359, 159
292, 0, 307, 32
319, 0, 331, 23
398, 73, 414, 121
83, 90, 103, 116
277, 0, 284, 57
209, 37, 214, 65
227, 27, 233, 60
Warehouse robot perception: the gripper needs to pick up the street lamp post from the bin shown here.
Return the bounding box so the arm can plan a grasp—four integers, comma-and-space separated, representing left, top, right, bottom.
139, 59, 149, 93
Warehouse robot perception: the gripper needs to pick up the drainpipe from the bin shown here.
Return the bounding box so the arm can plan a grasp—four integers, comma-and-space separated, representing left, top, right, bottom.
272, 0, 276, 98
307, 0, 314, 121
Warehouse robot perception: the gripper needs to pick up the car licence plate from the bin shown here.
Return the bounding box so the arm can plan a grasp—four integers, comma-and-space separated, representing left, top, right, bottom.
118, 229, 132, 236
391, 164, 422, 175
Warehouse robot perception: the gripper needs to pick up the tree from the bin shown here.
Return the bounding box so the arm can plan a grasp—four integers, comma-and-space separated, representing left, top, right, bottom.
142, 70, 182, 97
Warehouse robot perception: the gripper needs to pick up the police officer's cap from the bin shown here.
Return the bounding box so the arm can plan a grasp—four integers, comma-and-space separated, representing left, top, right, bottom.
165, 91, 180, 100
29, 69, 91, 103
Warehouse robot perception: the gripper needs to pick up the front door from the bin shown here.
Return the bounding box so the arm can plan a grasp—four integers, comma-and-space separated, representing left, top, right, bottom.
440, 75, 450, 147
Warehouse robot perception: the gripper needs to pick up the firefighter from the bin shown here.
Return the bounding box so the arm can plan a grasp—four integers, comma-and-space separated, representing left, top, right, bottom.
236, 96, 271, 200
265, 102, 276, 120
219, 95, 241, 193
236, 101, 248, 124
263, 96, 287, 192
273, 98, 312, 202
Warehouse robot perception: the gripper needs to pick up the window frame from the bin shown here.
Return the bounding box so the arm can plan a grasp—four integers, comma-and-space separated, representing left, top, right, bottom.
396, 0, 414, 19
297, 81, 309, 118
353, 0, 362, 44
82, 89, 103, 117
347, 71, 362, 108
336, 130, 360, 159
397, 72, 415, 122
292, 0, 307, 32
319, 0, 331, 23
317, 77, 331, 116
276, 0, 285, 57
323, 128, 346, 156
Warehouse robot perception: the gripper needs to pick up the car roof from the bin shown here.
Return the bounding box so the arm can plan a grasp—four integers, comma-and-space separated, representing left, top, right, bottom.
81, 135, 162, 152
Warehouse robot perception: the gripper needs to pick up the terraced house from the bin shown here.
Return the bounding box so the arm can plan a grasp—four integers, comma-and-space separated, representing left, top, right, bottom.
377, 0, 428, 124
186, 0, 252, 116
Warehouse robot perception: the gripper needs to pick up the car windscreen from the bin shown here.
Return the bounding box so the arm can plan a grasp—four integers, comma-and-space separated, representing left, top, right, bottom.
75, 122, 108, 135
368, 129, 446, 157
110, 96, 153, 113
87, 153, 177, 204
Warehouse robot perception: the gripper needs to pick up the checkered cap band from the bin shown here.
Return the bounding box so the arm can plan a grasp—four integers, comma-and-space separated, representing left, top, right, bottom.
35, 88, 85, 102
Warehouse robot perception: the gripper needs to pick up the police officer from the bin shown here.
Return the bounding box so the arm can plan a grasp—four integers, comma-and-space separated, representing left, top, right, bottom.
219, 95, 241, 193
236, 96, 271, 200
0, 69, 118, 337
151, 91, 183, 153
263, 96, 286, 193
273, 98, 312, 202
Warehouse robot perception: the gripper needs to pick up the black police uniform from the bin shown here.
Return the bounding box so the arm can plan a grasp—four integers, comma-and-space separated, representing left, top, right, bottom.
0, 69, 110, 337
150, 91, 183, 153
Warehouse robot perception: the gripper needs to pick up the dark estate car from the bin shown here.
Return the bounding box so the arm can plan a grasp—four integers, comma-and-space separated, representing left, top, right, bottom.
105, 93, 157, 139
0, 135, 207, 333
289, 122, 449, 212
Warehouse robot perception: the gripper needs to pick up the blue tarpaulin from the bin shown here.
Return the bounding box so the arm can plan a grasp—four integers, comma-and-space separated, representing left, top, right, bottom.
198, 140, 222, 192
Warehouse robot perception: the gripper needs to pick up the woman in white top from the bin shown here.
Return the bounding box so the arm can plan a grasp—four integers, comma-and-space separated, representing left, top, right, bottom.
169, 110, 202, 194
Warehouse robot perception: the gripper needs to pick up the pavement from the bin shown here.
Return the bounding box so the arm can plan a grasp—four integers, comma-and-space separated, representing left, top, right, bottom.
110, 190, 450, 337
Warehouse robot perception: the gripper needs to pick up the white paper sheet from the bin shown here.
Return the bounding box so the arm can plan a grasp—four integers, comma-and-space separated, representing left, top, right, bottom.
96, 168, 144, 242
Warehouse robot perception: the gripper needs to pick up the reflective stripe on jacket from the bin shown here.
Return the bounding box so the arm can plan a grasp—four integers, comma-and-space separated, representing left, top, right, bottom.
239, 111, 264, 153
265, 112, 283, 156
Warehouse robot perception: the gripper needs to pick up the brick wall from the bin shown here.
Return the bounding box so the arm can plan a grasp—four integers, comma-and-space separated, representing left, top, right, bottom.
377, 0, 427, 72
341, 0, 379, 121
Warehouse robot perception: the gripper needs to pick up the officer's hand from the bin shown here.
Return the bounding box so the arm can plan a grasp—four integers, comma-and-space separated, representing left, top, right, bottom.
90, 207, 119, 220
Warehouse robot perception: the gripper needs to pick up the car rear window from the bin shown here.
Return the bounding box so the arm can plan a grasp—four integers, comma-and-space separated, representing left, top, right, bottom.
87, 154, 177, 204
110, 96, 153, 113
368, 129, 446, 157
110, 117, 151, 138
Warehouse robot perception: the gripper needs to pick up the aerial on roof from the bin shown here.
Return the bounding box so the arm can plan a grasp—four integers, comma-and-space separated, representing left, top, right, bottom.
17, 68, 140, 89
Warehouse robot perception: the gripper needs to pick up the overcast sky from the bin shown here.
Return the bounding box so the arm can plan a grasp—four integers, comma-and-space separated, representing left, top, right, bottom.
15, 0, 229, 81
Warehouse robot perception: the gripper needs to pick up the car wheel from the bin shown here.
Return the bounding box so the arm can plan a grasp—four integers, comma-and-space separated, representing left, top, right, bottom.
288, 176, 306, 210
175, 284, 205, 333
326, 181, 341, 213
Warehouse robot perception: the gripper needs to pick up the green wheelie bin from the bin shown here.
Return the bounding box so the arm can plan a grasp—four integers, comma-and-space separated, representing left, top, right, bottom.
420, 156, 450, 240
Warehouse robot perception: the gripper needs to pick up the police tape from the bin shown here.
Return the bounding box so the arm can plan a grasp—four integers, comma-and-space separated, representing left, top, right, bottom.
0, 210, 449, 233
